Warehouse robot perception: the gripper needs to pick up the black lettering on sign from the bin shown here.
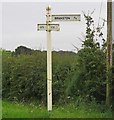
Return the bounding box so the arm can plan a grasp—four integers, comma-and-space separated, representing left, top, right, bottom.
54, 16, 71, 20
65, 17, 70, 20
40, 26, 45, 29
74, 17, 77, 20
55, 17, 64, 20
51, 26, 55, 29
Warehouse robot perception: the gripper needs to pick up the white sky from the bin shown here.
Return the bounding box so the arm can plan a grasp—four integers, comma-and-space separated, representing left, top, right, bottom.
1, 0, 112, 51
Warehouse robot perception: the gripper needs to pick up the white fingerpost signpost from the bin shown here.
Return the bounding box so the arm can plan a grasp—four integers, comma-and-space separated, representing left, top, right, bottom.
37, 5, 81, 112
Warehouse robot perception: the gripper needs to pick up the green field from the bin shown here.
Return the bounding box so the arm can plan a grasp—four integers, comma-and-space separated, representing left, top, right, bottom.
2, 101, 112, 118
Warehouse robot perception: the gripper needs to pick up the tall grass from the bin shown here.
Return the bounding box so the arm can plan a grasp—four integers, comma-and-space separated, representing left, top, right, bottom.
3, 101, 49, 118
2, 101, 112, 118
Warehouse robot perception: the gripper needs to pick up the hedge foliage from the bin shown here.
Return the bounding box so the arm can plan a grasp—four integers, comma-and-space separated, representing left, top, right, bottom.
2, 45, 112, 105
2, 48, 77, 105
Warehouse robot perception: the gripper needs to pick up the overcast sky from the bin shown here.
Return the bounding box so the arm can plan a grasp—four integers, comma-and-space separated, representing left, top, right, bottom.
1, 0, 113, 51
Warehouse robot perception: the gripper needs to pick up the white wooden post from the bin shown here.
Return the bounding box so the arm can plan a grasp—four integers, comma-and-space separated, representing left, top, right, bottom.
46, 5, 52, 112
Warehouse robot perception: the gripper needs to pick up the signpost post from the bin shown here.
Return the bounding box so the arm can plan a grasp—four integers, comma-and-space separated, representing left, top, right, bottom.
46, 5, 52, 112
37, 5, 81, 112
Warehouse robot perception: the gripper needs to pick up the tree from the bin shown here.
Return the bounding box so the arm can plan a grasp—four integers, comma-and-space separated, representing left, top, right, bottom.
68, 11, 107, 102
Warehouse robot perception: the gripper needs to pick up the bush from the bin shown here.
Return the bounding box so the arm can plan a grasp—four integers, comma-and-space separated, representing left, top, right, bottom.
2, 50, 77, 105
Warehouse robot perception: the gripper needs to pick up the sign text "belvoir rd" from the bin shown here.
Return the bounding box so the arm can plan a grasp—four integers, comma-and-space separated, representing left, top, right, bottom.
37, 24, 60, 31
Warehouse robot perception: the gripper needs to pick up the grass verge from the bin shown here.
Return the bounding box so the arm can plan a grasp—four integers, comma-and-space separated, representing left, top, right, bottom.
2, 101, 112, 118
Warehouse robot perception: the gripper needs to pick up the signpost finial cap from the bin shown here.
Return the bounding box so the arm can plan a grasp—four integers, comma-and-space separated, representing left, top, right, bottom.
46, 5, 51, 11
